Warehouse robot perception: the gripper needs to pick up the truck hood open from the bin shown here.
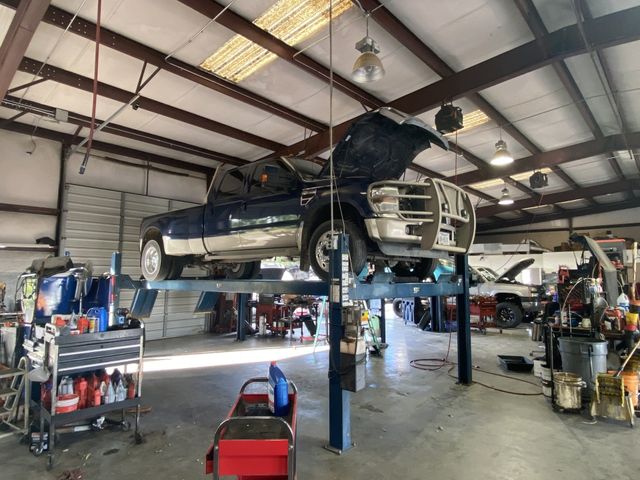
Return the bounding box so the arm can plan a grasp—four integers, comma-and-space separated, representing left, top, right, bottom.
319, 108, 449, 181
497, 258, 535, 283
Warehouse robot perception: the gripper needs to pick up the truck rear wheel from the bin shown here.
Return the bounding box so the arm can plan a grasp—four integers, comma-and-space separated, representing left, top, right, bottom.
141, 235, 172, 281
226, 261, 261, 280
308, 220, 367, 282
495, 302, 523, 328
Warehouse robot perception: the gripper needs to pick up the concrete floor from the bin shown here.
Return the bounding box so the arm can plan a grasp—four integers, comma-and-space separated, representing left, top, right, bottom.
1, 308, 638, 480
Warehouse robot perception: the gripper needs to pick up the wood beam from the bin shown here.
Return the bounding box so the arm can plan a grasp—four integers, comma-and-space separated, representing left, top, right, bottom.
0, 0, 49, 99
0, 0, 326, 133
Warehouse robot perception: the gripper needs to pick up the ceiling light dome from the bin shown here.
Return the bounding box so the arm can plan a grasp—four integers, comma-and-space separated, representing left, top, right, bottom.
498, 187, 514, 205
352, 14, 384, 83
352, 48, 385, 83
491, 139, 514, 166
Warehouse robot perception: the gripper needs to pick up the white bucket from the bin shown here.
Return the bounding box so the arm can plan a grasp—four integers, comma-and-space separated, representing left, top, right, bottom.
541, 365, 552, 382
542, 380, 552, 399
533, 359, 545, 378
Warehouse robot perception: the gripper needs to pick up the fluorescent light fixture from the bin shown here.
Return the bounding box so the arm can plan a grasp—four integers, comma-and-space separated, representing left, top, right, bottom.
200, 0, 353, 83
491, 139, 514, 166
498, 187, 514, 205
469, 178, 505, 190
442, 109, 490, 137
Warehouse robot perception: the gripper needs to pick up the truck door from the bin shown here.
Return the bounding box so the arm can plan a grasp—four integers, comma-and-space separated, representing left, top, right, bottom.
203, 166, 250, 253
237, 160, 303, 249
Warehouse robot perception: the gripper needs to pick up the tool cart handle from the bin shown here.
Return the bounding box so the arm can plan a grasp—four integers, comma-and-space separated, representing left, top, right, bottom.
211, 416, 295, 480
239, 377, 298, 395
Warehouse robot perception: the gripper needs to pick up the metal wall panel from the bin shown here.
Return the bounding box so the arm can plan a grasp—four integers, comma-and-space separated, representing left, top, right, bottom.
60, 185, 207, 340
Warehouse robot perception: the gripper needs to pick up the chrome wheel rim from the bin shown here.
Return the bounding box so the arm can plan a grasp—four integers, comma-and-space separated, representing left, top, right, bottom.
142, 241, 160, 277
315, 230, 334, 272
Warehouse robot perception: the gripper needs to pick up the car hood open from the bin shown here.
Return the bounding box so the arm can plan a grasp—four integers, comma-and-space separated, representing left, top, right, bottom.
498, 258, 536, 282
319, 108, 449, 181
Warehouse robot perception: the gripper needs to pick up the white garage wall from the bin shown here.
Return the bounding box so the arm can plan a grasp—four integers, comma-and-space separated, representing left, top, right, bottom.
0, 130, 208, 334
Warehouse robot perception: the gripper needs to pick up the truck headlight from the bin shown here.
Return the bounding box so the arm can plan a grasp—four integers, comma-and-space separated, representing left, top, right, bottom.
370, 186, 399, 213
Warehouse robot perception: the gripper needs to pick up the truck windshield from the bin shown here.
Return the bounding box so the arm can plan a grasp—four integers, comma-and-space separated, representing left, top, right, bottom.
285, 158, 324, 180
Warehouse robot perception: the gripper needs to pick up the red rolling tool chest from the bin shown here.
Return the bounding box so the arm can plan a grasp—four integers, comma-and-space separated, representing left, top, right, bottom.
205, 378, 297, 480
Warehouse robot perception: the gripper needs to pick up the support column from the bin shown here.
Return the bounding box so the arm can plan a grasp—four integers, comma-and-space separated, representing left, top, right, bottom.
236, 293, 248, 341
430, 296, 444, 332
327, 234, 351, 453
455, 254, 472, 385
109, 252, 122, 327
379, 298, 386, 344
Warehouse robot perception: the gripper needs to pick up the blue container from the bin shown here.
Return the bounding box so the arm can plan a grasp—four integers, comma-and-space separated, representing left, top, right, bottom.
268, 362, 290, 416
87, 307, 108, 332
35, 274, 79, 323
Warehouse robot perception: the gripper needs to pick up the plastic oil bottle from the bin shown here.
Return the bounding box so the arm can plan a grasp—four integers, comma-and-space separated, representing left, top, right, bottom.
268, 361, 290, 416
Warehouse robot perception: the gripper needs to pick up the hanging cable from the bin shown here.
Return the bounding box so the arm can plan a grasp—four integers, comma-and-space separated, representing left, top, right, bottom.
78, 0, 102, 174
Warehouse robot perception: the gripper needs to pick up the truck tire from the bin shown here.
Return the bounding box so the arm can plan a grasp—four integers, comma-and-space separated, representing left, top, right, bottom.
392, 298, 404, 318
495, 302, 523, 328
309, 220, 367, 282
392, 259, 436, 281
141, 235, 172, 281
226, 261, 261, 280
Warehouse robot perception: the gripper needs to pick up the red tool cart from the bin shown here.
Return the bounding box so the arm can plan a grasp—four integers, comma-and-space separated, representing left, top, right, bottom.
205, 378, 297, 480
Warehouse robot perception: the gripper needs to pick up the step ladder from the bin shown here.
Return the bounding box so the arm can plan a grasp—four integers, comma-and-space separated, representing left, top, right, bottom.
0, 356, 30, 439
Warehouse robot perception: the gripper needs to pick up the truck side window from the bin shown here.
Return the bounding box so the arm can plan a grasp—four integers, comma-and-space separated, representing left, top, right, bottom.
217, 169, 246, 200
250, 162, 297, 194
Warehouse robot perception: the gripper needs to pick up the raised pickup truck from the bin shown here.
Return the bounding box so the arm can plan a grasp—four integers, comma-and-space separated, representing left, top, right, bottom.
139, 108, 476, 282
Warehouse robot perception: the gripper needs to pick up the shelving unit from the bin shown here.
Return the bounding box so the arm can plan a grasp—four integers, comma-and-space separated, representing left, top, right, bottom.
33, 328, 144, 468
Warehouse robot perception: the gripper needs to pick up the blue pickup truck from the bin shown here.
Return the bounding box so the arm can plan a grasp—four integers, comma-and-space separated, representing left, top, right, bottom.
139, 108, 476, 282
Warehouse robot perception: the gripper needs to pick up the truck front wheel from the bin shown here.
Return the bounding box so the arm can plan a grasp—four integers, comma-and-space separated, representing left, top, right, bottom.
308, 220, 367, 282
141, 236, 172, 281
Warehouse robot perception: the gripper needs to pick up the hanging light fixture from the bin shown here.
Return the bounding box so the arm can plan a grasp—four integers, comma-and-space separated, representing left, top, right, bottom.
498, 187, 514, 205
352, 13, 385, 83
490, 127, 514, 166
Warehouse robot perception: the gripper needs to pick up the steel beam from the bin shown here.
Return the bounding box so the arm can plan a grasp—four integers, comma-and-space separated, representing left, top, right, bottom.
18, 57, 284, 152
0, 0, 49, 99
3, 94, 245, 166
0, 201, 57, 216
477, 179, 636, 218
0, 0, 326, 133
273, 5, 640, 159
452, 132, 640, 186
0, 120, 213, 175
514, 0, 622, 203
178, 0, 381, 110
478, 197, 640, 231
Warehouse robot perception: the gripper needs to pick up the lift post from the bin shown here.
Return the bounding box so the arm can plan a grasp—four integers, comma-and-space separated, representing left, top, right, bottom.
455, 254, 472, 385
327, 233, 352, 453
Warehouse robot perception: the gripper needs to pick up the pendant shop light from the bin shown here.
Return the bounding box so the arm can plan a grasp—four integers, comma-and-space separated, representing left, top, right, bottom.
498, 187, 514, 205
352, 14, 385, 83
491, 128, 514, 166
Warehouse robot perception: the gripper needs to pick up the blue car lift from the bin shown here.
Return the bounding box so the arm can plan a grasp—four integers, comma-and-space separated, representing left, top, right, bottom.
110, 237, 471, 454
